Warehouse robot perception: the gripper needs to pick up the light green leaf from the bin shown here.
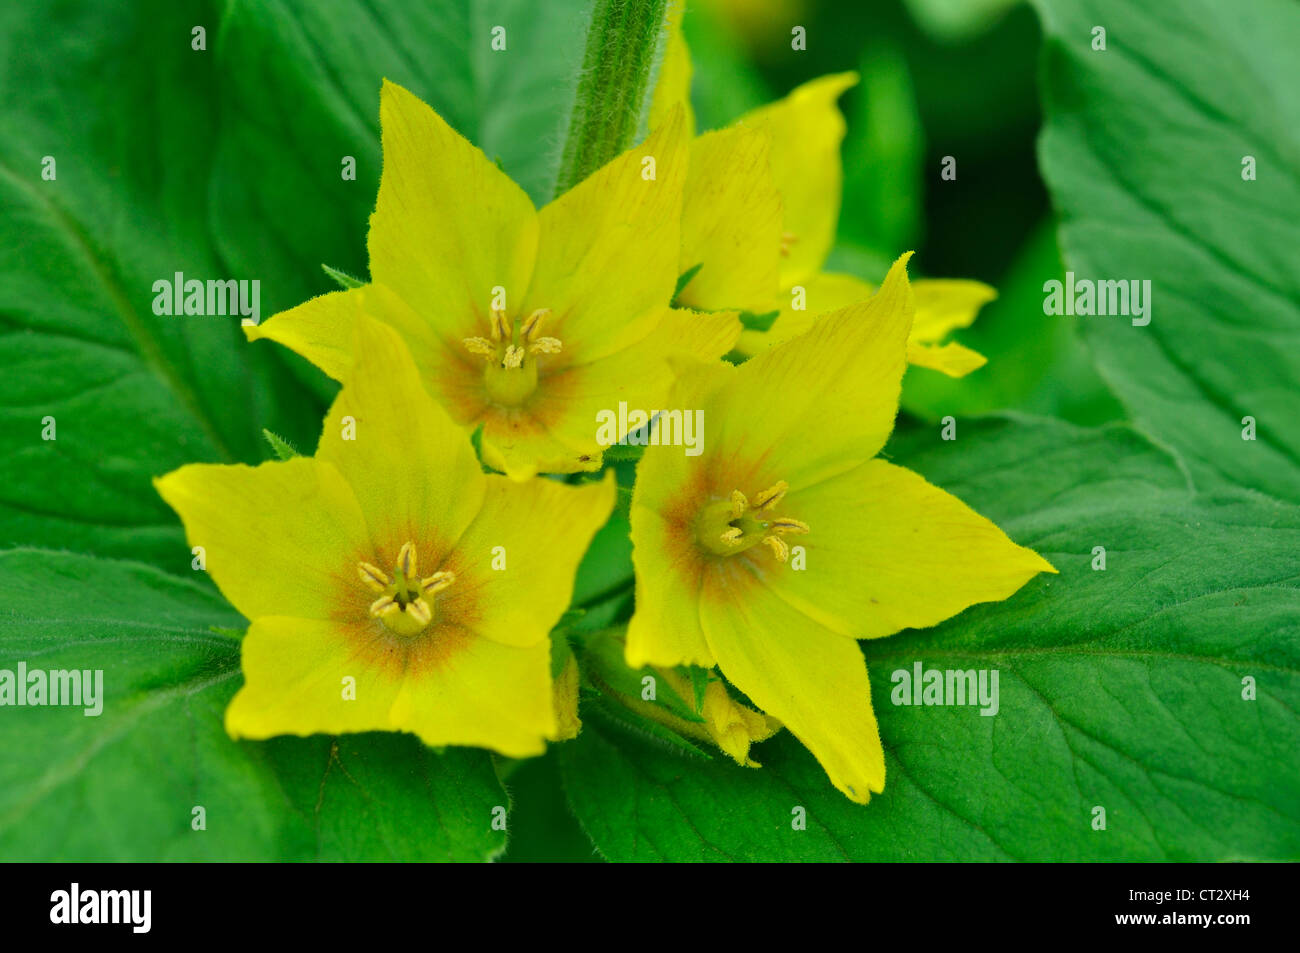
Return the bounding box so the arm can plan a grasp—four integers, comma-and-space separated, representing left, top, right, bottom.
261, 428, 299, 461
0, 550, 508, 861
561, 417, 1300, 860
1034, 0, 1300, 502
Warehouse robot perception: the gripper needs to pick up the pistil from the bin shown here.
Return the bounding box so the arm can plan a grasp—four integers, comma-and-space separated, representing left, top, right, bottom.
696, 480, 809, 562
358, 541, 455, 636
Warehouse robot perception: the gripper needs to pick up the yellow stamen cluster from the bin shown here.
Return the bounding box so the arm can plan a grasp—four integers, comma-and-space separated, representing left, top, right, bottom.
463, 307, 562, 369
358, 541, 455, 636
699, 479, 810, 563
779, 231, 798, 258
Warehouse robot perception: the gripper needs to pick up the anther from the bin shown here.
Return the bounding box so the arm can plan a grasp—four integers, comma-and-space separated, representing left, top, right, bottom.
753, 481, 789, 510
463, 336, 496, 361
490, 310, 511, 342
762, 536, 790, 562
358, 562, 390, 593
521, 308, 552, 341
528, 336, 562, 355
421, 571, 455, 596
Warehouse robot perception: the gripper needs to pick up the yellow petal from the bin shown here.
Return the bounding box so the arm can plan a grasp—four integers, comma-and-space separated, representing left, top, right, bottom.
226, 615, 404, 739
245, 287, 364, 382
906, 339, 988, 377
734, 73, 857, 287
626, 507, 715, 668
369, 80, 538, 343
648, 0, 696, 137
734, 270, 872, 356
523, 108, 689, 364
698, 569, 885, 803
553, 653, 583, 741
737, 273, 993, 377
700, 253, 914, 488
388, 635, 556, 756
676, 125, 783, 313
442, 472, 615, 648
227, 616, 557, 757
155, 458, 369, 622
317, 316, 486, 553
771, 459, 1055, 641
625, 360, 737, 669
911, 278, 997, 342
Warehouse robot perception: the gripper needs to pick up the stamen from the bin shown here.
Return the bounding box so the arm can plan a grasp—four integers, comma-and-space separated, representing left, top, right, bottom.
521, 307, 552, 341
463, 336, 496, 361
753, 480, 789, 510
396, 541, 416, 577
780, 231, 798, 257
770, 517, 810, 535
502, 345, 525, 369
528, 336, 562, 355
361, 543, 455, 635
358, 561, 390, 593
404, 598, 433, 627
697, 478, 810, 563
489, 310, 511, 342
762, 535, 790, 562
421, 571, 455, 596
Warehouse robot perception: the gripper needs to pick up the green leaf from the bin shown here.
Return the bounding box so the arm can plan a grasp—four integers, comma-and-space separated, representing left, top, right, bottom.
321, 263, 365, 290
0, 0, 327, 573
0, 550, 509, 861
580, 629, 704, 725
261, 428, 299, 461
1034, 0, 1300, 502
561, 417, 1300, 860
682, 664, 710, 714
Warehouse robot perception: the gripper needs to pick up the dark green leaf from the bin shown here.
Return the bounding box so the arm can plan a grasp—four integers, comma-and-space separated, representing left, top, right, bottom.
0, 550, 509, 861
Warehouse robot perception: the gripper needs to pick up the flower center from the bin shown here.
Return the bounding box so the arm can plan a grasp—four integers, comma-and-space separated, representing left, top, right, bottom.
463, 307, 561, 406
357, 541, 455, 636
695, 480, 810, 562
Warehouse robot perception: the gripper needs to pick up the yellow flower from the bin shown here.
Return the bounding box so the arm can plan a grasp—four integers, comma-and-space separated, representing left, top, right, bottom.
624, 255, 1054, 802
248, 80, 739, 480
650, 28, 994, 376
156, 318, 615, 757
641, 666, 781, 768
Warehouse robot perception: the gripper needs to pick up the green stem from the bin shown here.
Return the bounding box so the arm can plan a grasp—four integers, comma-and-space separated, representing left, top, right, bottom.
552, 0, 670, 198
